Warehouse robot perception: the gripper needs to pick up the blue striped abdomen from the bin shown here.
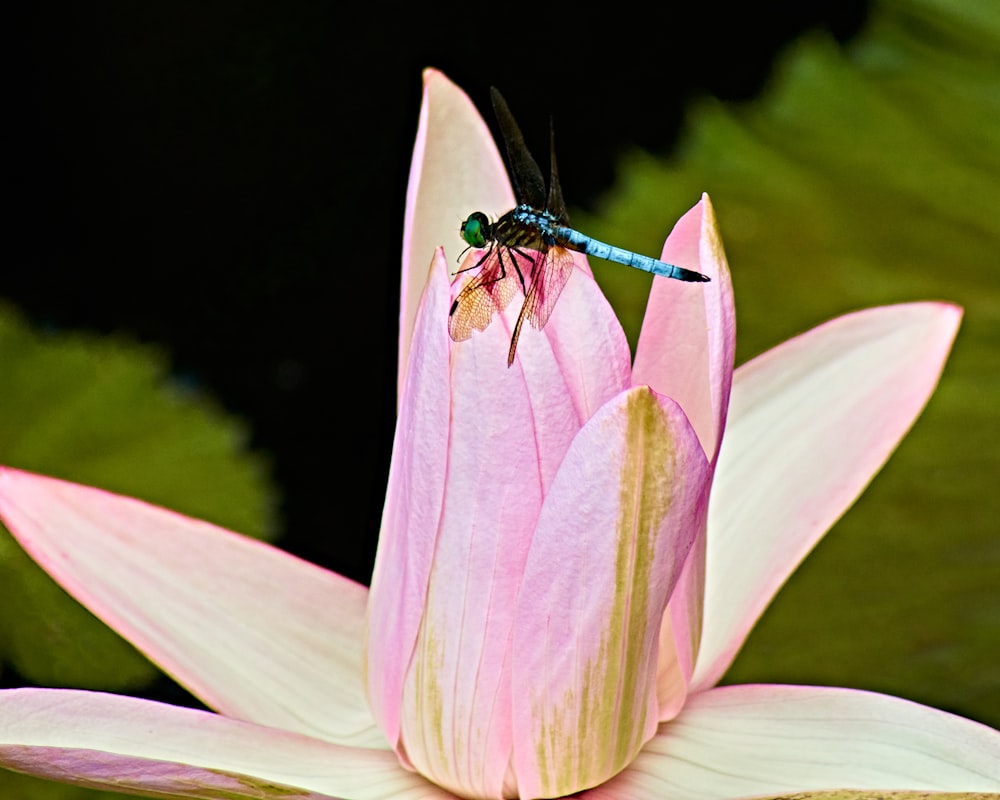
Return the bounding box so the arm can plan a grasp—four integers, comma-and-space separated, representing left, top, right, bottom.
553, 225, 708, 282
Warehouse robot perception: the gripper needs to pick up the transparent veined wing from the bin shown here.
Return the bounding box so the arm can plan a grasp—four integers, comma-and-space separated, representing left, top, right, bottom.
506, 245, 575, 366
448, 244, 522, 343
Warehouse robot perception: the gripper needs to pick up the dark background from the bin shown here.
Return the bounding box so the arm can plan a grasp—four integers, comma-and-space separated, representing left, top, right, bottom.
7, 2, 869, 589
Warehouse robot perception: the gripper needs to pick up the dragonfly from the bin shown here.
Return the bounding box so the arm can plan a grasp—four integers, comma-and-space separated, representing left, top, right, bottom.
448, 88, 710, 367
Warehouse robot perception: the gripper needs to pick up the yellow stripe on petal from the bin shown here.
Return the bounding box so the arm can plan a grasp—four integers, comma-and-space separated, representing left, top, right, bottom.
400, 609, 459, 793
514, 388, 710, 798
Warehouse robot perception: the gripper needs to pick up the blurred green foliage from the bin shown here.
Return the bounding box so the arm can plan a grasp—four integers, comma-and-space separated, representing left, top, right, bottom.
579, 0, 1000, 730
0, 301, 278, 690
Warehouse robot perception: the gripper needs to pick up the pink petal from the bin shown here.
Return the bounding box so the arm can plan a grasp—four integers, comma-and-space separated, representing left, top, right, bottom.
449, 246, 623, 415
581, 684, 1000, 798
366, 248, 453, 751
502, 263, 631, 468
524, 267, 631, 421
510, 387, 711, 799
0, 467, 381, 747
692, 302, 962, 690
399, 68, 514, 395
0, 688, 455, 799
631, 194, 736, 718
375, 246, 580, 782
392, 275, 574, 796
376, 256, 631, 797
632, 193, 736, 462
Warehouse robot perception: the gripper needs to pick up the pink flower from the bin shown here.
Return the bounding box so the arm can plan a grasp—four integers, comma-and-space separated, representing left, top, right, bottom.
0, 69, 997, 799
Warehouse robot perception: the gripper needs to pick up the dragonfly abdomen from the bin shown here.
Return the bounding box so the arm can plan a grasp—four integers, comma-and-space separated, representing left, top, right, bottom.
554, 225, 709, 283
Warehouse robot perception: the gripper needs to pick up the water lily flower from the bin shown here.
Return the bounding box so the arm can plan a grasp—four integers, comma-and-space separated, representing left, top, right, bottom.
1, 69, 998, 800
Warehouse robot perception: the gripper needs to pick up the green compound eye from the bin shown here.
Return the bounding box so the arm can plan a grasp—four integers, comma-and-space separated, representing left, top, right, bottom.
460, 212, 489, 248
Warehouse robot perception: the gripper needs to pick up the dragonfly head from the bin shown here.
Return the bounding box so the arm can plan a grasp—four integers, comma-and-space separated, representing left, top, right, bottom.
460, 211, 490, 249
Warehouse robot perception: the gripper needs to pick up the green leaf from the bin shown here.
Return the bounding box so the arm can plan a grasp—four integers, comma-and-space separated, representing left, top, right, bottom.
578, 0, 1000, 729
0, 302, 278, 692
0, 770, 130, 800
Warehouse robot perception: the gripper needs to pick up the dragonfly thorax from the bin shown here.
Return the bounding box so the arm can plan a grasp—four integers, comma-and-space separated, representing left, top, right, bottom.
512, 204, 559, 231
509, 204, 561, 248
461, 205, 562, 252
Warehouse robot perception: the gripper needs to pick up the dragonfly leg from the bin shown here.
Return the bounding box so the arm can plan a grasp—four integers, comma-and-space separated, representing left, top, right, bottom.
509, 247, 536, 295
454, 245, 497, 275
495, 247, 523, 295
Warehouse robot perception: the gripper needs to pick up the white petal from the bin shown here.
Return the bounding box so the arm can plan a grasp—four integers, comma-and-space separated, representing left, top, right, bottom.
694, 303, 961, 688
0, 688, 458, 799
582, 684, 1000, 799
0, 467, 381, 747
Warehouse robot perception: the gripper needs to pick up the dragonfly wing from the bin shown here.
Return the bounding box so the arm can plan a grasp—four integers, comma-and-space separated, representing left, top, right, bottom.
522, 247, 575, 332
490, 88, 547, 209
545, 121, 569, 223
506, 247, 575, 366
448, 247, 521, 342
